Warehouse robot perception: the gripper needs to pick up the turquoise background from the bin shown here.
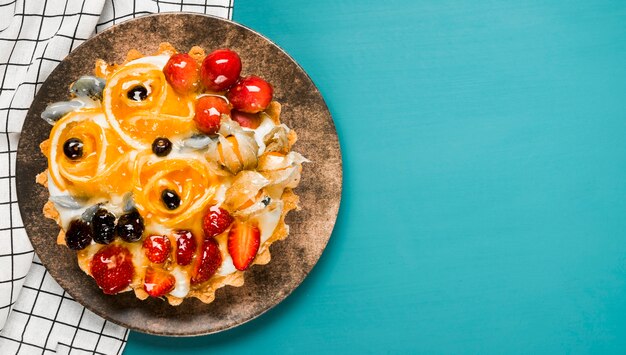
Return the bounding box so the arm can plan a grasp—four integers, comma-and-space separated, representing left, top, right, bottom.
126, 0, 626, 353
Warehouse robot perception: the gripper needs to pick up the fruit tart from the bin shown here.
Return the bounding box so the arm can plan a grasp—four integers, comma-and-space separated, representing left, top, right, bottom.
36, 43, 307, 305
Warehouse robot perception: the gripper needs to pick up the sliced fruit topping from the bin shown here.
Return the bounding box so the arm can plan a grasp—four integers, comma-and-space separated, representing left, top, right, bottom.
143, 266, 176, 297
92, 208, 116, 244
63, 138, 83, 160
143, 234, 171, 264
90, 245, 134, 295
202, 206, 234, 238
227, 221, 260, 271
227, 76, 273, 113
127, 84, 148, 101
65, 219, 93, 250
161, 189, 181, 210
116, 209, 144, 242
231, 110, 262, 129
163, 53, 200, 94
191, 237, 222, 284
200, 49, 242, 91
174, 230, 197, 266
151, 137, 172, 157
194, 95, 230, 134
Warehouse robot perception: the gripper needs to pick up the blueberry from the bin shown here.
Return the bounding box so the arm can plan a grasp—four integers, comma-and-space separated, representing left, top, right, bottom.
161, 189, 181, 210
127, 85, 148, 101
152, 137, 172, 157
63, 138, 83, 160
92, 208, 116, 244
116, 209, 144, 242
65, 219, 93, 250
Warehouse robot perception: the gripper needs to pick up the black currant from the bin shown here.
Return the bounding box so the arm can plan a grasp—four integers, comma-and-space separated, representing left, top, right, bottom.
65, 219, 93, 250
152, 137, 172, 157
127, 85, 148, 101
92, 208, 116, 244
63, 138, 83, 160
116, 209, 144, 242
161, 189, 181, 210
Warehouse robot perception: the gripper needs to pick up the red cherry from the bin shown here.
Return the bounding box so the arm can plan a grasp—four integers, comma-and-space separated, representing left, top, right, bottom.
200, 49, 242, 91
194, 96, 231, 134
227, 76, 273, 113
163, 53, 200, 94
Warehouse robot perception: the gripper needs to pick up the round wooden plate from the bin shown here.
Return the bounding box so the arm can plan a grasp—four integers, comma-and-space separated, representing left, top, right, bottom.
16, 13, 341, 336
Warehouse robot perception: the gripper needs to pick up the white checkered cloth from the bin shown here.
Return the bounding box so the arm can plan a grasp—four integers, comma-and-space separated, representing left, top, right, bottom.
0, 1, 233, 354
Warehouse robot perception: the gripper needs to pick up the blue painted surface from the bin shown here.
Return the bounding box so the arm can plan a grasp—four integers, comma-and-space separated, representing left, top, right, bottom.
126, 1, 626, 353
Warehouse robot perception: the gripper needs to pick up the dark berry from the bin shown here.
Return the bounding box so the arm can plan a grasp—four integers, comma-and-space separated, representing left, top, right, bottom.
116, 209, 144, 242
63, 138, 83, 160
161, 189, 181, 210
92, 208, 116, 244
65, 219, 93, 250
127, 85, 148, 101
152, 137, 172, 157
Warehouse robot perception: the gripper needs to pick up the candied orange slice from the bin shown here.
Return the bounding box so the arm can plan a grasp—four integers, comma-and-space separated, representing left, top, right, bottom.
48, 110, 133, 197
132, 154, 220, 227
102, 63, 195, 148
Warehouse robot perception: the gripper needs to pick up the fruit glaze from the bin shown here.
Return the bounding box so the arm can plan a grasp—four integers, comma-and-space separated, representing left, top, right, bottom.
37, 43, 307, 305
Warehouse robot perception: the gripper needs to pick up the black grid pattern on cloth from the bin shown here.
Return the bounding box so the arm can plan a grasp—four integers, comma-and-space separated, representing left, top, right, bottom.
0, 0, 233, 354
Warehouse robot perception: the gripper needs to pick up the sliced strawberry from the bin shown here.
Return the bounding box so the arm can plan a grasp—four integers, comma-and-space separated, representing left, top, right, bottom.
227, 76, 273, 113
143, 234, 171, 264
231, 110, 262, 129
202, 206, 234, 238
90, 245, 134, 295
191, 237, 222, 284
163, 53, 200, 94
143, 266, 176, 297
174, 230, 197, 266
227, 221, 260, 271
194, 95, 230, 134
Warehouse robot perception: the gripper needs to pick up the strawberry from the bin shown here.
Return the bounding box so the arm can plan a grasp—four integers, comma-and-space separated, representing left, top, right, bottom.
194, 95, 230, 134
90, 245, 134, 295
191, 237, 222, 284
231, 110, 262, 129
227, 221, 260, 271
143, 234, 171, 264
143, 266, 176, 297
163, 53, 200, 94
227, 76, 273, 113
174, 230, 197, 266
200, 49, 242, 91
202, 206, 234, 238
